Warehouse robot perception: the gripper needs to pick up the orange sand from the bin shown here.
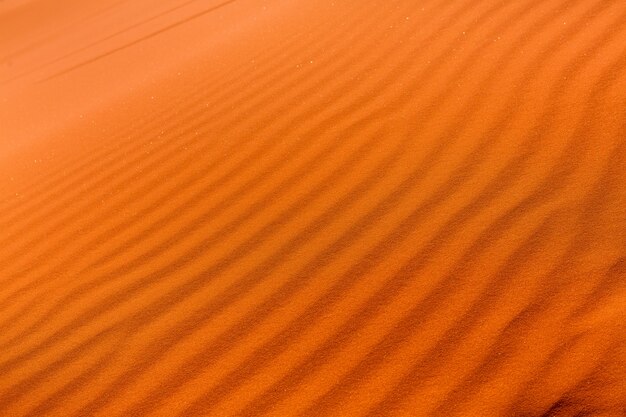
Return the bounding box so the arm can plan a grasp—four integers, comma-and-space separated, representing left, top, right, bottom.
1, 0, 625, 416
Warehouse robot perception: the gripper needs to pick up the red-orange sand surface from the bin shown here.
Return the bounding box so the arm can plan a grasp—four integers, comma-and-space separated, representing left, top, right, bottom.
1, 0, 625, 416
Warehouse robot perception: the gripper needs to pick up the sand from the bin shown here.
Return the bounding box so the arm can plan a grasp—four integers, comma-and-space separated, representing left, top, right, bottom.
0, 0, 625, 416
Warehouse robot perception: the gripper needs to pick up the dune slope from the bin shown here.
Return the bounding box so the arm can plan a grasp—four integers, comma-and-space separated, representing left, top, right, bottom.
0, 0, 625, 416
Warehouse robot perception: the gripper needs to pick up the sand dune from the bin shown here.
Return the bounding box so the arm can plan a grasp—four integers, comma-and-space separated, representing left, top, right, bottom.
1, 0, 625, 416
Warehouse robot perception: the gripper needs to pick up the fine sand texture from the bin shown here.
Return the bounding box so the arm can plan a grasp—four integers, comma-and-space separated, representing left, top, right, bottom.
1, 0, 625, 416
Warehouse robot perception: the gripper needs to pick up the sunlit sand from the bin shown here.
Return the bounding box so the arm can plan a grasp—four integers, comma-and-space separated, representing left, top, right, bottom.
0, 0, 625, 415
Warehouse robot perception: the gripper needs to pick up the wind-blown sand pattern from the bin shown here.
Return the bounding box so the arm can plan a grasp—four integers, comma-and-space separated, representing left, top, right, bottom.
1, 0, 625, 415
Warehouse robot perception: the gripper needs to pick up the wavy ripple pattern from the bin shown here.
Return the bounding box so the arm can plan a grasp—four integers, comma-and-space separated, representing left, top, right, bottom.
0, 0, 625, 416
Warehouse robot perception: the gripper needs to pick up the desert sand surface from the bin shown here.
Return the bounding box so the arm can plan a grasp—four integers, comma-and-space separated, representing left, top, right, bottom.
1, 0, 625, 416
